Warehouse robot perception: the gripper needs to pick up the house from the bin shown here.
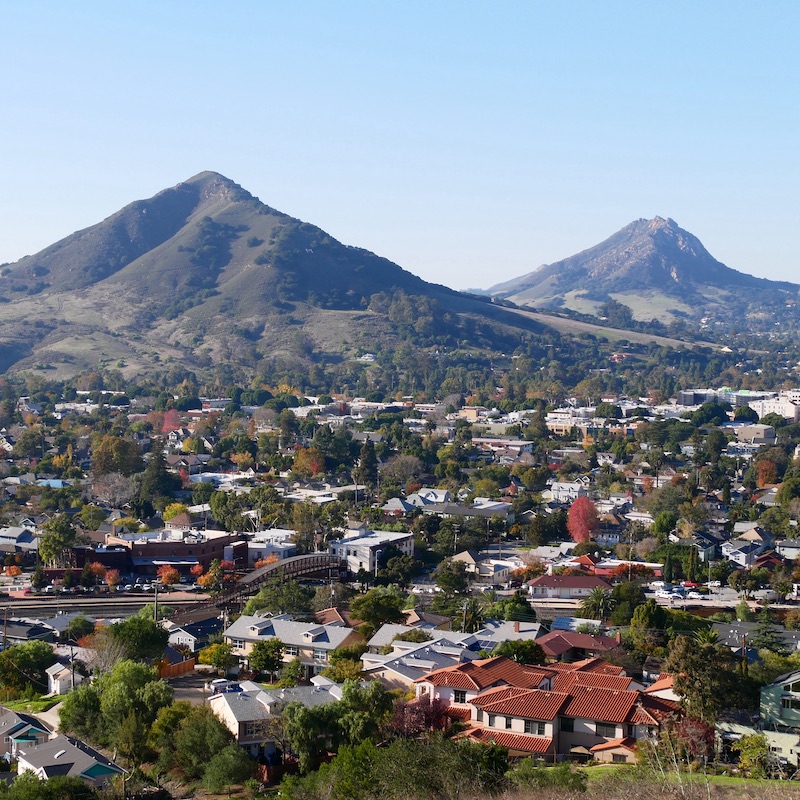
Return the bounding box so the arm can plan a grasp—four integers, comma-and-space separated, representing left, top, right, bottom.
535, 631, 620, 664
16, 734, 124, 787
208, 677, 344, 760
415, 657, 556, 718
222, 614, 364, 680
45, 661, 84, 695
329, 528, 413, 576
527, 575, 612, 600
161, 615, 222, 653
760, 669, 800, 730
721, 538, 767, 568
776, 539, 800, 561
437, 662, 679, 761
0, 708, 50, 759
0, 619, 56, 648
362, 640, 480, 690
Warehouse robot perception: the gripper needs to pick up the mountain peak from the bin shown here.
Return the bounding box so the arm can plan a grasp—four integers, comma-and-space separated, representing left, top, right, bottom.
486, 216, 794, 316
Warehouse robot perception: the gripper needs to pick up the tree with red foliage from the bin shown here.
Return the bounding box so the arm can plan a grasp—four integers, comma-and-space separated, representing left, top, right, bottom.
567, 497, 599, 544
161, 408, 182, 434
388, 698, 449, 738
610, 563, 654, 580
674, 717, 715, 762
190, 563, 204, 577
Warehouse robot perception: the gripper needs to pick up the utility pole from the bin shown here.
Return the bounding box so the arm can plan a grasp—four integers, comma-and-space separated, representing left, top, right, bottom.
153, 582, 158, 622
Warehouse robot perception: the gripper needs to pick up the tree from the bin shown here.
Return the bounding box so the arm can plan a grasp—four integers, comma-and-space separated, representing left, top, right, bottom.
493, 639, 545, 665
104, 568, 121, 590
0, 640, 57, 694
243, 578, 314, 616
579, 587, 616, 621
108, 615, 169, 661
39, 513, 77, 567
353, 438, 379, 489
91, 434, 143, 476
249, 639, 285, 681
65, 614, 95, 642
199, 643, 235, 674
732, 733, 768, 778
750, 605, 790, 655
204, 743, 255, 793
566, 496, 599, 543
665, 634, 741, 722
433, 560, 469, 597
173, 705, 234, 779
116, 711, 148, 767
350, 586, 406, 632
156, 564, 181, 586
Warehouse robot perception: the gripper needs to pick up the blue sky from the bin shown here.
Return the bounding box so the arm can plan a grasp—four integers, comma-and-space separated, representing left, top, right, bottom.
2, 1, 797, 290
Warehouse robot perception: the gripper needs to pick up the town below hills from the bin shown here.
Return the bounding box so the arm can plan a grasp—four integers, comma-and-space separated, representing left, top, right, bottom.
2, 174, 800, 798
2, 368, 800, 796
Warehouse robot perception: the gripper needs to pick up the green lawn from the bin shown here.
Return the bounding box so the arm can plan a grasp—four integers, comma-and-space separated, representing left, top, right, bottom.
2, 697, 59, 713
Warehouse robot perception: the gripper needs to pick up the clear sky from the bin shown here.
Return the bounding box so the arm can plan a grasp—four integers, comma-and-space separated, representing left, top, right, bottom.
2, 1, 798, 290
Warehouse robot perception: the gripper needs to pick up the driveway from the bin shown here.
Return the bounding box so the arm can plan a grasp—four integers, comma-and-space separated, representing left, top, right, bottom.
167, 672, 212, 706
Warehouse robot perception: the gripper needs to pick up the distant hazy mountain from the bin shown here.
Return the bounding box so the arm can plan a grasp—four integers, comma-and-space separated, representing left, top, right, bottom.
486, 217, 798, 322
0, 172, 546, 378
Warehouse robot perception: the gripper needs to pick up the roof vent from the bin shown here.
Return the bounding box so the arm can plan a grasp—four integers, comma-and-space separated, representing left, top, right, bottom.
54, 749, 66, 759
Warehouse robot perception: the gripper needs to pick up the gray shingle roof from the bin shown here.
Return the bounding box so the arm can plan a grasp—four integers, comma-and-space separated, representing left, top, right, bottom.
223, 614, 356, 650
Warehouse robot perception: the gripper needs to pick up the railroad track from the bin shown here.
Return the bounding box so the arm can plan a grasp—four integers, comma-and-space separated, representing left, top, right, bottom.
2, 593, 210, 619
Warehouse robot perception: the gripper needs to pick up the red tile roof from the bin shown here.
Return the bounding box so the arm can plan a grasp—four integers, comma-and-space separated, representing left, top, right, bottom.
415, 656, 550, 691
552, 671, 635, 693
445, 706, 472, 721
537, 631, 618, 657
547, 658, 624, 675
457, 726, 554, 754
562, 685, 640, 723
643, 675, 674, 694
473, 687, 570, 721
591, 736, 637, 753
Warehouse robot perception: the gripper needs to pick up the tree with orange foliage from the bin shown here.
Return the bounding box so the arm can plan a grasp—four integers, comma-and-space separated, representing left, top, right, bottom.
254, 554, 280, 569
87, 562, 107, 580
104, 569, 121, 589
292, 447, 325, 478
157, 565, 181, 586
4, 565, 21, 577
567, 496, 599, 543
757, 459, 778, 488
190, 563, 204, 577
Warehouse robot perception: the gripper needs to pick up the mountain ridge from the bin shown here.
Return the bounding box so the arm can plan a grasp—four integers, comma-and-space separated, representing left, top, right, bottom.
485, 216, 798, 318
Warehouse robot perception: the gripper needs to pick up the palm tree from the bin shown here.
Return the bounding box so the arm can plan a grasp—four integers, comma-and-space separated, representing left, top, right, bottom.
692, 628, 720, 645
579, 587, 616, 622
461, 597, 485, 633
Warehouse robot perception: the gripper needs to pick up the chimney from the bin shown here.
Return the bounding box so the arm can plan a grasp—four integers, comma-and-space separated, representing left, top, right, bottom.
616, 631, 622, 644
514, 621, 520, 633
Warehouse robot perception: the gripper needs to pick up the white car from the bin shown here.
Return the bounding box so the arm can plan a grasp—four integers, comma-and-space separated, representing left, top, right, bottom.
686, 591, 703, 600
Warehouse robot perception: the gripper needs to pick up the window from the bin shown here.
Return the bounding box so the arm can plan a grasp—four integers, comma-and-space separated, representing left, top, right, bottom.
285, 645, 299, 657
626, 724, 635, 738
596, 722, 617, 738
488, 714, 496, 728
612, 754, 628, 764
505, 717, 513, 730
561, 717, 574, 733
230, 638, 245, 649
313, 648, 327, 662
524, 720, 546, 736
453, 690, 467, 704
